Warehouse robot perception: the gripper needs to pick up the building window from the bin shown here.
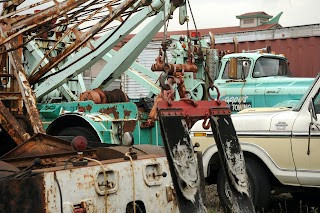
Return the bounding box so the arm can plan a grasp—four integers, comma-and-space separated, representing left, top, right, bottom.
259, 18, 268, 24
243, 18, 254, 24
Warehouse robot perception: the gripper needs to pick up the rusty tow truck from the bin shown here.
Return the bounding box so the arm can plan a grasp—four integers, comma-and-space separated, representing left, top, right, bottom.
0, 0, 254, 212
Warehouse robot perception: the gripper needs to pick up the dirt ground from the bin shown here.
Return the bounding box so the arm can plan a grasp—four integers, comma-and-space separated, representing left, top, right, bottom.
205, 185, 320, 213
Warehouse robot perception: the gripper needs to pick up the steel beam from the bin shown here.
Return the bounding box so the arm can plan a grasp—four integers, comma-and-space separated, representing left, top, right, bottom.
4, 40, 45, 134
34, 3, 157, 99
0, 100, 30, 145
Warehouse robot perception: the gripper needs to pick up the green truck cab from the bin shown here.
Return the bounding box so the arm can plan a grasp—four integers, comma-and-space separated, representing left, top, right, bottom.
211, 52, 314, 112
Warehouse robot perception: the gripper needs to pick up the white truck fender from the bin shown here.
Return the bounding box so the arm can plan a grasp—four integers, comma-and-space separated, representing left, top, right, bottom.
202, 141, 299, 185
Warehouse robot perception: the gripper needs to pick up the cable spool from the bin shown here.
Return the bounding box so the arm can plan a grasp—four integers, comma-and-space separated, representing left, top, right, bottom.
80, 89, 128, 104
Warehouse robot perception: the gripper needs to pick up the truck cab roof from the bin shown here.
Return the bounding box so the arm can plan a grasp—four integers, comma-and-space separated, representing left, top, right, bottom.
221, 52, 287, 61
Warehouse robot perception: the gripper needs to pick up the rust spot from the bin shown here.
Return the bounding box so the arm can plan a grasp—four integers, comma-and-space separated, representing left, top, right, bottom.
78, 105, 85, 112
77, 104, 93, 113
0, 175, 46, 212
123, 120, 137, 133
86, 104, 92, 112
124, 110, 131, 118
99, 106, 119, 119
77, 182, 84, 189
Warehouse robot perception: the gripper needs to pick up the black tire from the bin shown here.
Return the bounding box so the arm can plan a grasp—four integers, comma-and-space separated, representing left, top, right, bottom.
56, 126, 100, 142
217, 158, 271, 211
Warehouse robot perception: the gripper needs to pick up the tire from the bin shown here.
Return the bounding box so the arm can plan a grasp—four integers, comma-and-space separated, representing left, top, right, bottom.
56, 126, 100, 142
217, 158, 271, 211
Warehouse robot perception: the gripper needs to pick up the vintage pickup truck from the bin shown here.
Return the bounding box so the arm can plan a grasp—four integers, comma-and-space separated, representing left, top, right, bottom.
210, 51, 314, 112
191, 74, 320, 210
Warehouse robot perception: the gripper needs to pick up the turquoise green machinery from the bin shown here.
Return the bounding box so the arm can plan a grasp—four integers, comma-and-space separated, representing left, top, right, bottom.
25, 0, 198, 146
1, 0, 313, 147
38, 32, 315, 145
38, 31, 213, 145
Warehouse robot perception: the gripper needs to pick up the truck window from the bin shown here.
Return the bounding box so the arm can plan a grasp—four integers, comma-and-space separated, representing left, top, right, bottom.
293, 77, 319, 111
313, 91, 320, 114
253, 57, 290, 78
222, 59, 251, 79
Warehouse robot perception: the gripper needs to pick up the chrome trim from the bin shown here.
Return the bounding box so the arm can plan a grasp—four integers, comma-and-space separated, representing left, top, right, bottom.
200, 131, 320, 138
292, 132, 320, 137
204, 132, 292, 138
296, 169, 320, 173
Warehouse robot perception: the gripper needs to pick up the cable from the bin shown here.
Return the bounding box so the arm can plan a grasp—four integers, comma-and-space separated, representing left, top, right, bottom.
37, 2, 141, 83
63, 156, 78, 170
29, 0, 115, 77
54, 172, 64, 213
125, 152, 136, 213
84, 157, 108, 213
0, 169, 19, 172
0, 0, 101, 54
187, 0, 199, 41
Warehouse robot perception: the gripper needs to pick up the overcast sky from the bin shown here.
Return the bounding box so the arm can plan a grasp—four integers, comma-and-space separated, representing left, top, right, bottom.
166, 0, 320, 31
2, 0, 320, 32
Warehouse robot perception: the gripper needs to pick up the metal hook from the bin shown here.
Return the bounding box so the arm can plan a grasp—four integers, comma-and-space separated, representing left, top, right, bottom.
160, 71, 170, 91
208, 85, 221, 105
202, 113, 211, 129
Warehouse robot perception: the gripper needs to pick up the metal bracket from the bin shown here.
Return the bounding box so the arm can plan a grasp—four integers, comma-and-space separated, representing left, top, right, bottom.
157, 99, 254, 212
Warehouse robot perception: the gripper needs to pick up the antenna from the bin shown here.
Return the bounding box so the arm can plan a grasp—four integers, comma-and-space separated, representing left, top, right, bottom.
242, 45, 271, 53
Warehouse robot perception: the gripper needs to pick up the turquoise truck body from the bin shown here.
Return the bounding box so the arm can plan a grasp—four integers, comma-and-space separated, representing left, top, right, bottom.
210, 52, 314, 112
38, 100, 164, 146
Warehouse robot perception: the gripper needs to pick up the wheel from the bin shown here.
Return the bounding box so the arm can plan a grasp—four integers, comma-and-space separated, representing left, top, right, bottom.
56, 126, 100, 142
217, 158, 271, 211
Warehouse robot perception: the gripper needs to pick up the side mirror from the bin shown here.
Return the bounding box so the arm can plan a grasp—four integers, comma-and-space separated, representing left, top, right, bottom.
308, 99, 317, 121
228, 58, 238, 79
243, 61, 250, 67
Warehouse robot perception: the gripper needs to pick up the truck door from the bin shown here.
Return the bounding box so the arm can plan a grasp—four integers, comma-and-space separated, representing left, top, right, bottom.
254, 57, 291, 107
215, 59, 256, 112
291, 79, 320, 186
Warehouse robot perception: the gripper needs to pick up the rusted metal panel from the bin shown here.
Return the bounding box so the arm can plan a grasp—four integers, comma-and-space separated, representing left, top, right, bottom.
4, 41, 45, 134
215, 36, 320, 77
0, 147, 175, 212
38, 155, 178, 212
0, 174, 46, 212
1, 133, 78, 168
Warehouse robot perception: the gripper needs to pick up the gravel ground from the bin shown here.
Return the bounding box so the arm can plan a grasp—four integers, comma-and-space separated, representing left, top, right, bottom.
205, 185, 320, 213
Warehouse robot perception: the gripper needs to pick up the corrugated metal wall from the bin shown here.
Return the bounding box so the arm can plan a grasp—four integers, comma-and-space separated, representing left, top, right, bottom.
123, 49, 158, 99
123, 47, 172, 99
215, 36, 320, 77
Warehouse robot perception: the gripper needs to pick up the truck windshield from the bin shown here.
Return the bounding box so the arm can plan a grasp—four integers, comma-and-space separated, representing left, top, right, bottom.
292, 76, 319, 111
253, 57, 291, 78
222, 58, 251, 79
